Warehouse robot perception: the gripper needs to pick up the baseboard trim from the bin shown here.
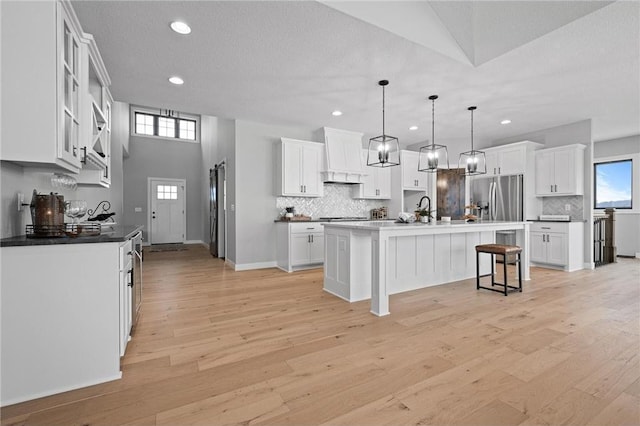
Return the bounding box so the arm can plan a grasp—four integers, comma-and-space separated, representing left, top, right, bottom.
583, 262, 595, 270
636, 252, 640, 259
184, 240, 206, 246
233, 261, 278, 271
225, 258, 236, 269
0, 372, 122, 407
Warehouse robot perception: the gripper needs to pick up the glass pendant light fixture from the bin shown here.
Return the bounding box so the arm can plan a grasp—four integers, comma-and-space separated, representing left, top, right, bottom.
367, 80, 400, 167
458, 106, 486, 175
418, 95, 449, 172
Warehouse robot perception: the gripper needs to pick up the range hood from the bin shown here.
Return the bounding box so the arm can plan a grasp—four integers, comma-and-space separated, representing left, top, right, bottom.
319, 127, 367, 184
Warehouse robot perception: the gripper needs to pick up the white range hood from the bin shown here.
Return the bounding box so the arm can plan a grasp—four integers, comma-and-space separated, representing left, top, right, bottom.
319, 127, 367, 184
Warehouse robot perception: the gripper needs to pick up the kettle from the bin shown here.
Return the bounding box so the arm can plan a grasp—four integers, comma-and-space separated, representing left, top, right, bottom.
30, 190, 65, 236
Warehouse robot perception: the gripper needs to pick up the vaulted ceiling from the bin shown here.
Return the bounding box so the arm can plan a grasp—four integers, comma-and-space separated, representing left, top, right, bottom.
72, 1, 639, 148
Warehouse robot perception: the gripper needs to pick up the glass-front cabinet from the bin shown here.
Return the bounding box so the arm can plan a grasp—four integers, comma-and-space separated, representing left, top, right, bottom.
0, 1, 84, 172
60, 11, 82, 168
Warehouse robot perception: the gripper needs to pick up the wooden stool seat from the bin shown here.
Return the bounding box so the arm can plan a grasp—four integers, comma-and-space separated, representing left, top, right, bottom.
475, 244, 523, 255
476, 244, 522, 296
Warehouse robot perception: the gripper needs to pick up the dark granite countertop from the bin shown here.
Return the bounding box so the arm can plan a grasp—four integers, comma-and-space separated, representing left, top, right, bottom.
0, 225, 144, 247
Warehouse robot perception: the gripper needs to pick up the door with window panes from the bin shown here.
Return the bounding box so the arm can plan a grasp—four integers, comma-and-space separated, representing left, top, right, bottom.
150, 179, 186, 244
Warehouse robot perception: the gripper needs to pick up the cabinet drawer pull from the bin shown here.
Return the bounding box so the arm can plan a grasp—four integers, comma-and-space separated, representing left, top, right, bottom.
541, 227, 551, 229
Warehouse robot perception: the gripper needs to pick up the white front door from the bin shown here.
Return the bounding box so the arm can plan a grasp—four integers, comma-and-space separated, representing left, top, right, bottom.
150, 178, 186, 244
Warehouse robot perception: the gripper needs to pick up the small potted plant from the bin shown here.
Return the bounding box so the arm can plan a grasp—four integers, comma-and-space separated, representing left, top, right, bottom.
417, 208, 433, 223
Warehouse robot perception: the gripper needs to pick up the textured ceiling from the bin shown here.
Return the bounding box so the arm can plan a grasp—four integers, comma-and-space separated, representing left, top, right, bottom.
71, 1, 639, 148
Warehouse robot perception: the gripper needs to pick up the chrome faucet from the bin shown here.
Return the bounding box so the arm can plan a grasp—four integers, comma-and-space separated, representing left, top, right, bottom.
417, 195, 432, 222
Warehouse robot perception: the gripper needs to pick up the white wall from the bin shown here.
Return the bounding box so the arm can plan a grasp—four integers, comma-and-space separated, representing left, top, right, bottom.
594, 135, 640, 257
122, 128, 203, 243
234, 120, 315, 268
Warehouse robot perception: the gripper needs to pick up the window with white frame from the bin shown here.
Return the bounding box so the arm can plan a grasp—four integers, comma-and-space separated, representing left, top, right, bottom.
131, 106, 199, 142
594, 159, 633, 209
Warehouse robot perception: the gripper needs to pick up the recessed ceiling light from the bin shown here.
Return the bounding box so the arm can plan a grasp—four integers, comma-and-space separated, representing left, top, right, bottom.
409, 126, 418, 130
169, 76, 184, 85
501, 119, 511, 125
332, 110, 342, 116
170, 21, 191, 35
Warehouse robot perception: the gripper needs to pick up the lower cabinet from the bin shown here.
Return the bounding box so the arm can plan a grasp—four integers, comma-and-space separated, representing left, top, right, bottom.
276, 222, 324, 272
529, 222, 584, 271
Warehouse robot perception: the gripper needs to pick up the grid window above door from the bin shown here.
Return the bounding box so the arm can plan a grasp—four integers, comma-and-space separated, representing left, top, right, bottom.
157, 185, 178, 200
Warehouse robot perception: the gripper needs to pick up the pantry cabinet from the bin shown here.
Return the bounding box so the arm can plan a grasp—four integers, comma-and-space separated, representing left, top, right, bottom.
276, 138, 324, 197
276, 222, 325, 272
529, 221, 583, 271
353, 150, 391, 199
535, 144, 585, 196
1, 1, 84, 172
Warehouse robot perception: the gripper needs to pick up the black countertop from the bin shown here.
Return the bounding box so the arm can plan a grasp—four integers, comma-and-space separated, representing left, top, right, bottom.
0, 225, 144, 247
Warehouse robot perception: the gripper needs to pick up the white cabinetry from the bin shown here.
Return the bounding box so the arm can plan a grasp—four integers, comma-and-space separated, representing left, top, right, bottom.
0, 242, 122, 405
401, 150, 429, 190
529, 221, 583, 271
321, 127, 365, 183
276, 138, 324, 197
353, 150, 391, 199
535, 144, 585, 196
77, 34, 112, 187
119, 239, 132, 356
1, 1, 84, 172
484, 142, 539, 176
276, 222, 324, 272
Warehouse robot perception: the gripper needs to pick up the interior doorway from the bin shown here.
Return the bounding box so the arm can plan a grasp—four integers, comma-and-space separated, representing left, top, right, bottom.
210, 162, 226, 258
148, 178, 186, 244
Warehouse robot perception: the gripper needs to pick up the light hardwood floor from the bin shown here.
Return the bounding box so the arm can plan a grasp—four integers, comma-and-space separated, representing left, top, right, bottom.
2, 245, 639, 425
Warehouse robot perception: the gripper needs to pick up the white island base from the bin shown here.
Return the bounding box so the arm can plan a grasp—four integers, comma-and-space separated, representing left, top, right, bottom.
323, 221, 530, 316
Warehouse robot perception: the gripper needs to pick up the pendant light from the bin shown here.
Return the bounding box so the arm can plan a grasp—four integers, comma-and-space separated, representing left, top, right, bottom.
418, 95, 449, 172
458, 106, 486, 175
367, 80, 400, 167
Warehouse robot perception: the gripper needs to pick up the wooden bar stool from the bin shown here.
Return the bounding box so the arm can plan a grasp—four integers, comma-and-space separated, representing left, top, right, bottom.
476, 244, 522, 296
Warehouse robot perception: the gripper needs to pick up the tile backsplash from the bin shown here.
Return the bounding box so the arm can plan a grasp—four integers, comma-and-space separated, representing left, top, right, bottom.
276, 183, 386, 219
542, 195, 584, 221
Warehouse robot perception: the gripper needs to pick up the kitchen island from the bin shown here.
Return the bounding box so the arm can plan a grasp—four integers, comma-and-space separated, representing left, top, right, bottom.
323, 220, 530, 316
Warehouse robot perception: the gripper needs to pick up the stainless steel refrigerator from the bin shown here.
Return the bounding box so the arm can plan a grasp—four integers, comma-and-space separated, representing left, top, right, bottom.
470, 174, 523, 246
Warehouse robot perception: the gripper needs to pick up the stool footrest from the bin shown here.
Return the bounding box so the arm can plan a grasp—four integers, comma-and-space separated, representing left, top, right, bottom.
477, 285, 521, 295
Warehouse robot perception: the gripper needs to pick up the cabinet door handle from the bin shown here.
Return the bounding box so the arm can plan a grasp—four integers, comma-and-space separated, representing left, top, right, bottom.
308, 235, 310, 243
543, 234, 546, 242
554, 184, 557, 192
311, 234, 314, 243
498, 167, 501, 174
81, 147, 87, 164
494, 168, 496, 175
550, 184, 553, 192
128, 268, 134, 287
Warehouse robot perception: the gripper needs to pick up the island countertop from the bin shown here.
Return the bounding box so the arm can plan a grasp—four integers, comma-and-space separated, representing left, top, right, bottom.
322, 220, 529, 230
0, 225, 144, 247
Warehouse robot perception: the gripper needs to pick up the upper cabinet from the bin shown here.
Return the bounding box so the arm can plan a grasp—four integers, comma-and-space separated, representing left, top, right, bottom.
1, 1, 112, 186
320, 127, 366, 183
401, 150, 429, 191
77, 34, 112, 187
353, 150, 391, 199
1, 1, 84, 173
276, 138, 324, 197
535, 144, 585, 196
484, 141, 543, 176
